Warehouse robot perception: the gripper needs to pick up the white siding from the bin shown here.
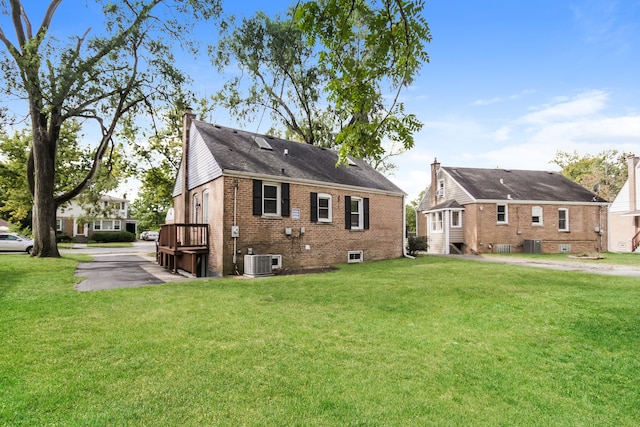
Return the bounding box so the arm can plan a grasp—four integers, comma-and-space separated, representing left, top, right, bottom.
187, 125, 222, 190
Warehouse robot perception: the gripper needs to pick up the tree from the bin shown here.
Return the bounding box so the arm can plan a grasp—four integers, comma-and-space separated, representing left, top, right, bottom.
211, 0, 430, 169
128, 103, 186, 232
551, 150, 630, 202
0, 122, 128, 230
0, 0, 221, 257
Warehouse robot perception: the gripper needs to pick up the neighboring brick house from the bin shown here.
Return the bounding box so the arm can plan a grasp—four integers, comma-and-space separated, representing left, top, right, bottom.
416, 159, 609, 254
609, 155, 640, 252
56, 195, 137, 241
166, 110, 407, 276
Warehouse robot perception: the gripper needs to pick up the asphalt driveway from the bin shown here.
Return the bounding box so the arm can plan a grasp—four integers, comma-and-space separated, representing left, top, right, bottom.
75, 255, 166, 291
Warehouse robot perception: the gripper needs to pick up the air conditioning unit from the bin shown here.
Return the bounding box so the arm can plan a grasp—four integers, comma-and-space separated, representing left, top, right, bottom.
436, 189, 444, 197
244, 254, 273, 277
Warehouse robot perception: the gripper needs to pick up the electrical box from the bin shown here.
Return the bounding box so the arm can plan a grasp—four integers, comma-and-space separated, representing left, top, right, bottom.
231, 226, 240, 238
285, 227, 292, 235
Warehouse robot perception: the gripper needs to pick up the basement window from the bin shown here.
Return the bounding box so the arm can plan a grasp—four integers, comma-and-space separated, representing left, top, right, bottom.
347, 250, 363, 263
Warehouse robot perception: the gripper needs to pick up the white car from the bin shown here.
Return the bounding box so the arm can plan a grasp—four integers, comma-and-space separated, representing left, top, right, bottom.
0, 232, 34, 254
143, 231, 159, 241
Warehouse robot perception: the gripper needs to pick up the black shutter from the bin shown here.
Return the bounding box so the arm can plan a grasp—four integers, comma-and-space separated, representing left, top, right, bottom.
253, 180, 262, 216
344, 196, 351, 229
281, 183, 290, 217
363, 197, 370, 230
310, 192, 318, 222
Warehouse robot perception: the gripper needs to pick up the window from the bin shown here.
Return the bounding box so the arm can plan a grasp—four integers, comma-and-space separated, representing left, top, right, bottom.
437, 179, 445, 197
271, 255, 282, 270
253, 180, 290, 217
311, 193, 332, 223
345, 196, 369, 230
451, 211, 462, 228
431, 211, 443, 232
263, 183, 279, 215
93, 220, 121, 231
120, 202, 126, 210
56, 219, 63, 232
558, 208, 569, 231
202, 191, 210, 223
191, 194, 200, 224
532, 206, 543, 225
347, 250, 363, 263
497, 204, 508, 223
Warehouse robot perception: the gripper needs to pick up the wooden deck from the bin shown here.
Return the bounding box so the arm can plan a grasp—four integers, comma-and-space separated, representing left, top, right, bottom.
157, 224, 210, 277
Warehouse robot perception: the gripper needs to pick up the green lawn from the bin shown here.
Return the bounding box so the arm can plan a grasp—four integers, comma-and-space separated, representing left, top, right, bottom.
1, 254, 639, 426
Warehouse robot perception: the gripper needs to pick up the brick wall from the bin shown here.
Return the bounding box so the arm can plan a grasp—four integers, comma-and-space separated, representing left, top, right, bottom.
181, 176, 405, 275
469, 202, 608, 254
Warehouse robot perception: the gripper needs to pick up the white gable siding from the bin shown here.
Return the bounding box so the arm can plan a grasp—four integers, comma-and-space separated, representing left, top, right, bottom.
441, 169, 474, 205
187, 125, 222, 190
610, 179, 640, 213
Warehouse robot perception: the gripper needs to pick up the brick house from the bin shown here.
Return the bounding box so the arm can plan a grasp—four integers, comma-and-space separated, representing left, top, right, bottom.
165, 110, 407, 276
416, 159, 609, 254
608, 155, 640, 252
56, 195, 137, 242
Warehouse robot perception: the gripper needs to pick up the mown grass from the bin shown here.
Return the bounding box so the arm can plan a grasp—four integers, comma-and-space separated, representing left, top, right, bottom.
1, 254, 639, 426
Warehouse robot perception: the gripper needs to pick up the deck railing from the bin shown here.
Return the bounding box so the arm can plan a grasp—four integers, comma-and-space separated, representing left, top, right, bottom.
157, 224, 210, 277
632, 229, 640, 252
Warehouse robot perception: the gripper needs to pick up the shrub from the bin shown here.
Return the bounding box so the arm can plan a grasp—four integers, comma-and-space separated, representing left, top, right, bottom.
57, 234, 72, 243
406, 236, 428, 256
91, 231, 136, 243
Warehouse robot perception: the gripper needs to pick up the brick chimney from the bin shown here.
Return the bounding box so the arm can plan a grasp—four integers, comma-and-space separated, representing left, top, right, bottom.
181, 108, 196, 223
431, 158, 440, 207
628, 154, 639, 212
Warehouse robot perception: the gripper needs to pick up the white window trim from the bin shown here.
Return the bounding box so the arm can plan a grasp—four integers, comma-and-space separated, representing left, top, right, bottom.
192, 194, 199, 223
263, 182, 281, 217
317, 193, 332, 223
271, 254, 282, 270
451, 211, 462, 228
437, 179, 445, 197
497, 204, 508, 224
56, 219, 63, 232
93, 220, 122, 231
430, 211, 444, 233
532, 206, 543, 226
347, 250, 363, 263
350, 197, 364, 230
558, 208, 570, 232
202, 190, 210, 223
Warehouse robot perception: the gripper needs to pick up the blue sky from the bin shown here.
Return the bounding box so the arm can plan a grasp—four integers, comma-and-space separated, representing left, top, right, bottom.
4, 1, 640, 202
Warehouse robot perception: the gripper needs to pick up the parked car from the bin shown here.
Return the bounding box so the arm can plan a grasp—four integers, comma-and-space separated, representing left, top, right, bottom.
142, 231, 159, 241
0, 232, 34, 254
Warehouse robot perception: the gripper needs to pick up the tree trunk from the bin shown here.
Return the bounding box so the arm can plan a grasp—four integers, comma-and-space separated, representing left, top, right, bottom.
30, 127, 60, 258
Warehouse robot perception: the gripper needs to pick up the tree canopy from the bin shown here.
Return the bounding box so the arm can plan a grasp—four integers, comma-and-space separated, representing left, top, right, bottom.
211, 0, 430, 170
0, 122, 128, 230
551, 149, 630, 202
0, 0, 221, 256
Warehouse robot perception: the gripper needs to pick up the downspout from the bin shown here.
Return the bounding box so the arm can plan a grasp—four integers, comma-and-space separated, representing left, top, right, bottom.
403, 195, 415, 259
232, 179, 239, 274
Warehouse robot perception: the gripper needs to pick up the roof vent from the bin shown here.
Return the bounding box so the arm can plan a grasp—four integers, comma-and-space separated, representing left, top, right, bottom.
347, 156, 357, 166
253, 136, 272, 150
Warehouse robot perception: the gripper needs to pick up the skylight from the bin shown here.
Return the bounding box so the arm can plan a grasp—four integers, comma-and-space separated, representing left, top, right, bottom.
253, 136, 273, 150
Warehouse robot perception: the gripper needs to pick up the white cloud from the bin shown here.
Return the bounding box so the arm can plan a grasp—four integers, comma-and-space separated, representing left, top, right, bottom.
520, 90, 609, 124
472, 89, 535, 106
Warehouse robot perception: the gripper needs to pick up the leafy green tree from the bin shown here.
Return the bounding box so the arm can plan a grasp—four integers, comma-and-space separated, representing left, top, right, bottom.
0, 122, 128, 230
0, 0, 221, 257
211, 0, 430, 169
127, 102, 187, 233
551, 150, 629, 202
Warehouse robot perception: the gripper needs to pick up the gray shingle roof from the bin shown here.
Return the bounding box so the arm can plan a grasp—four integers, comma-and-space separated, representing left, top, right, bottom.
444, 167, 606, 202
194, 121, 405, 194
